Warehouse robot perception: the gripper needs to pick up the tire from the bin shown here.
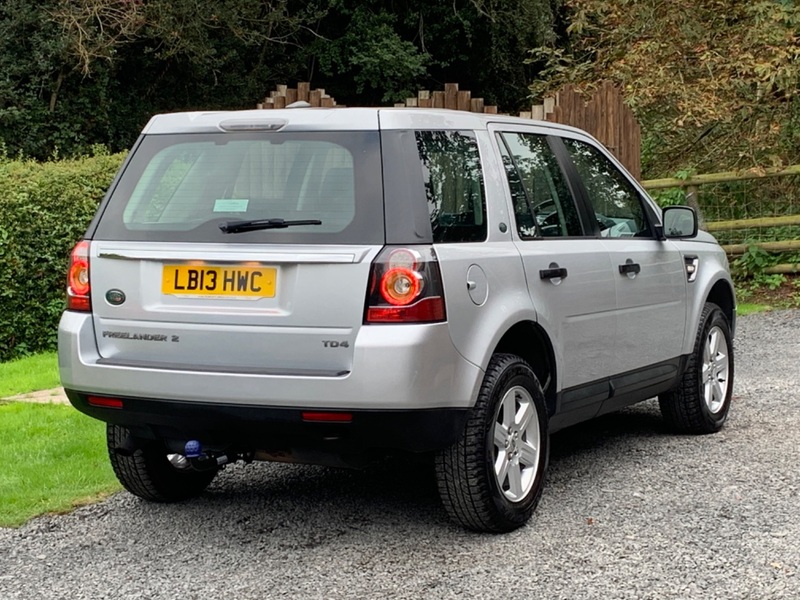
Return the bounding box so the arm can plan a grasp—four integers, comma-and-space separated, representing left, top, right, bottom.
659, 302, 734, 434
435, 354, 549, 533
107, 424, 217, 502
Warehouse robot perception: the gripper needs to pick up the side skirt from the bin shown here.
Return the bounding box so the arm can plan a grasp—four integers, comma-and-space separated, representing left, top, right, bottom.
549, 356, 688, 433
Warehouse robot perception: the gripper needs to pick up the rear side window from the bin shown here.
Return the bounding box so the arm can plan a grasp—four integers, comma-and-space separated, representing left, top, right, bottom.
415, 131, 487, 243
93, 131, 384, 244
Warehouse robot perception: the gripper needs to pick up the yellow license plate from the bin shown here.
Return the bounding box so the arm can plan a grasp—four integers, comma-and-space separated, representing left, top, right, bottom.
162, 265, 276, 297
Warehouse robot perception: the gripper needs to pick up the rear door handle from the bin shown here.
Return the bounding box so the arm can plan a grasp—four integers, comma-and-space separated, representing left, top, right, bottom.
540, 267, 568, 280
618, 262, 641, 275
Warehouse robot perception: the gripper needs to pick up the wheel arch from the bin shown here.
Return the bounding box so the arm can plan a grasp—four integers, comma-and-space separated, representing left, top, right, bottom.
706, 278, 736, 336
493, 320, 558, 417
682, 259, 737, 357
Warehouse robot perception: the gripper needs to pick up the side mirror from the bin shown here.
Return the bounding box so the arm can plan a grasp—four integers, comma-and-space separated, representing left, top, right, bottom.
662, 206, 698, 239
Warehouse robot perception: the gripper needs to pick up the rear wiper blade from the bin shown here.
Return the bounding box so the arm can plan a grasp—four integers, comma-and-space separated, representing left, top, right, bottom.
219, 218, 322, 234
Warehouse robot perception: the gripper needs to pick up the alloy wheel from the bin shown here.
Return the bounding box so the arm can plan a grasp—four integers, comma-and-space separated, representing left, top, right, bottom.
492, 385, 542, 502
702, 325, 730, 414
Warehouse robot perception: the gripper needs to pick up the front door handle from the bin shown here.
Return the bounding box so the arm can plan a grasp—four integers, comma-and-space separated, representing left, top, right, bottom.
618, 262, 641, 275
540, 267, 568, 280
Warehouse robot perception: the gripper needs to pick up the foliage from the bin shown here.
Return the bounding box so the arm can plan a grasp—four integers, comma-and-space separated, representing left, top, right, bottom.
0, 0, 327, 159
732, 244, 787, 291
0, 151, 125, 361
0, 1, 72, 158
464, 0, 561, 108
733, 244, 774, 279
0, 402, 119, 528
649, 169, 695, 207
528, 0, 800, 177
311, 5, 430, 103
295, 0, 564, 108
735, 274, 800, 310
0, 352, 59, 397
1, 1, 564, 159
651, 188, 685, 208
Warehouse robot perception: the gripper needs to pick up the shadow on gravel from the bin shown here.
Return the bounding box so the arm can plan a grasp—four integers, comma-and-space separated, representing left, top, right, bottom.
140, 400, 677, 539
549, 400, 668, 460
175, 456, 452, 544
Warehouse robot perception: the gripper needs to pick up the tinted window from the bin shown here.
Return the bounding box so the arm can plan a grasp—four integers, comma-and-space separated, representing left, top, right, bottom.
94, 132, 384, 244
562, 139, 650, 238
497, 132, 583, 238
415, 131, 487, 243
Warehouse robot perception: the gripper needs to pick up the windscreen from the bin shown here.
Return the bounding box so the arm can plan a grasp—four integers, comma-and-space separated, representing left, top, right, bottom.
93, 131, 384, 244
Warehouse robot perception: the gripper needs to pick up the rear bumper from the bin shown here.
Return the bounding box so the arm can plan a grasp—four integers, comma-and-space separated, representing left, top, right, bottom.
59, 311, 482, 410
66, 390, 469, 455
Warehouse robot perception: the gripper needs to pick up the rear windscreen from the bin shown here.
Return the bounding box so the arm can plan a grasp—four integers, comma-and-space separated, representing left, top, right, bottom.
93, 131, 384, 244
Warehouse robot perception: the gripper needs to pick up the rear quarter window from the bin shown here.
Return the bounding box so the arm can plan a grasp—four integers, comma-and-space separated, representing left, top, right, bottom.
416, 131, 487, 243
381, 130, 487, 245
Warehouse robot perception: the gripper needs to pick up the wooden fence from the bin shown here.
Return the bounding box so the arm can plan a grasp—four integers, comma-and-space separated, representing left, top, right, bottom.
394, 83, 498, 114
259, 81, 642, 179
257, 83, 338, 109
394, 81, 641, 179
642, 165, 800, 273
545, 82, 641, 182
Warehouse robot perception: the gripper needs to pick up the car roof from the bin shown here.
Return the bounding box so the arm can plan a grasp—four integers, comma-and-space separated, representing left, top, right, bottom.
141, 107, 589, 137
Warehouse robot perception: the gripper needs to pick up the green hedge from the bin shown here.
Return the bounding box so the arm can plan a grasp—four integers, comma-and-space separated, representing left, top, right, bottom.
0, 151, 125, 361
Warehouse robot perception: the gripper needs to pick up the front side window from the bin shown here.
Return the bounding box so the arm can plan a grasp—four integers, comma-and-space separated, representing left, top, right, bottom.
497, 132, 583, 238
562, 138, 650, 238
415, 131, 487, 243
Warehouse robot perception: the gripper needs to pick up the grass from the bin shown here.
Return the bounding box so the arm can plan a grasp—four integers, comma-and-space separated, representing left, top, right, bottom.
0, 402, 120, 527
737, 302, 772, 316
0, 351, 59, 397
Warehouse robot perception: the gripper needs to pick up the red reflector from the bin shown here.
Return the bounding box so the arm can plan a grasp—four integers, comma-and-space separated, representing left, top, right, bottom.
87, 396, 124, 409
302, 411, 353, 423
67, 295, 91, 312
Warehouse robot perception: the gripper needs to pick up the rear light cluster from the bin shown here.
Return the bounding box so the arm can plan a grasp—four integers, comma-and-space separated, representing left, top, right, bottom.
365, 246, 446, 323
67, 240, 91, 312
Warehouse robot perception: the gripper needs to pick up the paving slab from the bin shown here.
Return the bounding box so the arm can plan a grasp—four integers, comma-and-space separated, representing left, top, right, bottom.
2, 387, 69, 405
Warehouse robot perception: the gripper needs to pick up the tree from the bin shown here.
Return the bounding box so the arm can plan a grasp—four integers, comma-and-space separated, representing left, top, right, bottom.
528, 0, 800, 175
307, 0, 562, 109
0, 0, 564, 158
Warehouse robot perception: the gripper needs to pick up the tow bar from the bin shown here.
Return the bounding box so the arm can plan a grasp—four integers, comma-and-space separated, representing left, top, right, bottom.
167, 440, 251, 472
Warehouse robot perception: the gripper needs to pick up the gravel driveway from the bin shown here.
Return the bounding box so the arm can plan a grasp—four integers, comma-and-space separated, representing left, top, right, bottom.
2, 310, 798, 599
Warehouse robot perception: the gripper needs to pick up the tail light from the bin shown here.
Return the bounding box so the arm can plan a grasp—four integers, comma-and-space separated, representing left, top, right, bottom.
67, 240, 91, 312
365, 246, 446, 323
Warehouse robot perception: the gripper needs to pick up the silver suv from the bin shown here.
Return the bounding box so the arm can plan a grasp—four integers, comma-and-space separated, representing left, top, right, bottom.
59, 108, 735, 533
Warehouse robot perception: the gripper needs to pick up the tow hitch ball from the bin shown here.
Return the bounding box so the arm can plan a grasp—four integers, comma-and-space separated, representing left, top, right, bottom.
168, 440, 236, 471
